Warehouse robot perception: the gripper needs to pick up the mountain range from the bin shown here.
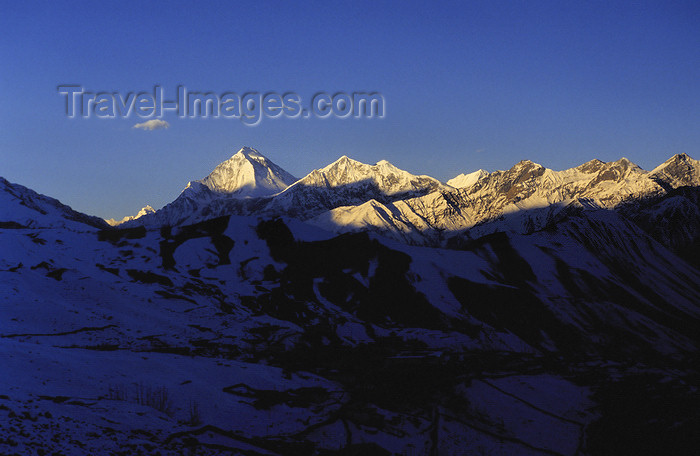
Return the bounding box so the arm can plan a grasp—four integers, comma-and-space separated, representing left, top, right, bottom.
1, 147, 699, 455
120, 147, 700, 256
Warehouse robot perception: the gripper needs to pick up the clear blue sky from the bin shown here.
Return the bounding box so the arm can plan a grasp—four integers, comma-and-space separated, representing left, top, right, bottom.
1, 0, 698, 219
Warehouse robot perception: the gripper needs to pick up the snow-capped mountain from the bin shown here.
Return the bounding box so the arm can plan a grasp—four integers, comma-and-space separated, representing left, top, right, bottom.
128, 147, 297, 226
650, 152, 700, 189
113, 149, 700, 267
261, 155, 450, 219
178, 146, 297, 203
123, 150, 699, 243
126, 150, 449, 226
312, 155, 697, 245
446, 168, 488, 188
296, 155, 446, 195
197, 146, 297, 197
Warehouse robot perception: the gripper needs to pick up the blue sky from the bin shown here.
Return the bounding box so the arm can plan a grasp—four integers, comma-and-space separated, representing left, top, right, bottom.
1, 0, 698, 219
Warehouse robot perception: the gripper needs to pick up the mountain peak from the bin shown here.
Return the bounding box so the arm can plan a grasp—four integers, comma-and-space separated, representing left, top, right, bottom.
664, 153, 692, 165
447, 169, 489, 188
198, 147, 297, 197
233, 146, 264, 160
323, 155, 364, 170
237, 146, 258, 154
653, 153, 695, 168
137, 205, 156, 216
613, 157, 633, 167
105, 205, 155, 226
293, 155, 445, 198
651, 153, 700, 188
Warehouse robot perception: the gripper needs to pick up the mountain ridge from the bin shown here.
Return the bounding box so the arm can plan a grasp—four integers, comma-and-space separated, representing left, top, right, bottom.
115, 149, 698, 231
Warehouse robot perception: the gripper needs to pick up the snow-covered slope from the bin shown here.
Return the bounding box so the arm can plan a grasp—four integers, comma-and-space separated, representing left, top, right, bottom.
309, 198, 432, 245
0, 177, 107, 230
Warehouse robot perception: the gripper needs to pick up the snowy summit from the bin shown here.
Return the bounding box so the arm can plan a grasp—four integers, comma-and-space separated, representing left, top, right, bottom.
447, 169, 489, 188
198, 146, 297, 198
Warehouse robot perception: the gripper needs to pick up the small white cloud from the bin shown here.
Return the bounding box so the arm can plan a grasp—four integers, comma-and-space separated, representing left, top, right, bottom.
133, 119, 170, 130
